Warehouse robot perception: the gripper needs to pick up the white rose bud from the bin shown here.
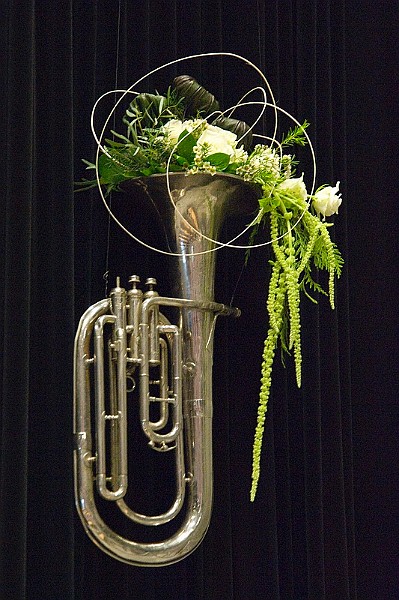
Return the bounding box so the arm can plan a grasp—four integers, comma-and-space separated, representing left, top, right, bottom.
312, 182, 342, 218
277, 175, 308, 204
196, 124, 238, 157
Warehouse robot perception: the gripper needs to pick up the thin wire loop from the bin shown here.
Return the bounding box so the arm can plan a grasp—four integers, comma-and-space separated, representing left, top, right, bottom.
90, 52, 316, 257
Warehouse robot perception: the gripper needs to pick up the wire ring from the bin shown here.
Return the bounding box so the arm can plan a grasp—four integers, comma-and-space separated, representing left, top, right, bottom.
91, 52, 316, 257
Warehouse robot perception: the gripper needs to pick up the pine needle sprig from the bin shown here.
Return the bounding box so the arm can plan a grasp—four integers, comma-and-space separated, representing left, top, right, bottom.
281, 120, 310, 147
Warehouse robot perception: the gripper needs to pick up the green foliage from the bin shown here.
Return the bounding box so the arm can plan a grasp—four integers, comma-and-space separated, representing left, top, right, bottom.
123, 89, 184, 138
281, 120, 310, 147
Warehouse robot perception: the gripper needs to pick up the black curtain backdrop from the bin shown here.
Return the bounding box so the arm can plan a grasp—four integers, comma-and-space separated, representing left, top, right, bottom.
1, 1, 398, 599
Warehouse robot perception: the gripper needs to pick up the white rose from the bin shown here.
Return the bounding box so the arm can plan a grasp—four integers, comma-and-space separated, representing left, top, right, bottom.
277, 175, 308, 204
161, 119, 187, 147
196, 124, 238, 157
312, 182, 342, 217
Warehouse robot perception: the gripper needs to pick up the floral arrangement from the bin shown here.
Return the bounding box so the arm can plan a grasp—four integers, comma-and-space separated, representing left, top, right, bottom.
78, 75, 343, 501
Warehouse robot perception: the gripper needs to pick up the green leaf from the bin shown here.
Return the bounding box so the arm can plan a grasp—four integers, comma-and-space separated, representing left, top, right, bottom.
175, 131, 196, 160
98, 153, 127, 185
167, 163, 184, 172
206, 152, 230, 170
81, 158, 96, 170
172, 75, 220, 117
140, 167, 153, 176
225, 162, 240, 173
74, 179, 98, 192
259, 195, 279, 212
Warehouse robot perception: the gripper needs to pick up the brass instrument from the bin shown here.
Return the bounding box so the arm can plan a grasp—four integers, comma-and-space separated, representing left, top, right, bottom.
74, 173, 259, 565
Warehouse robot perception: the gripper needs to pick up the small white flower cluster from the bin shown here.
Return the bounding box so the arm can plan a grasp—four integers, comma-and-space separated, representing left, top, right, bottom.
236, 145, 281, 181
280, 154, 293, 179
187, 142, 217, 175
231, 146, 249, 165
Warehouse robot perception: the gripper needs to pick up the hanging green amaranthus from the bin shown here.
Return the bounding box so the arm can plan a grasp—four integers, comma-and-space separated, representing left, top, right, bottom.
247, 155, 343, 500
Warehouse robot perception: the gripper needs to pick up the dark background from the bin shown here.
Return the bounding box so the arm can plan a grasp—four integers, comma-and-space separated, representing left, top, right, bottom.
1, 1, 398, 598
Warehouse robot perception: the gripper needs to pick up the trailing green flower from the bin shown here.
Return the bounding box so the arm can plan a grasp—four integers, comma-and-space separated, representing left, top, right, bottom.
250, 268, 287, 502
249, 160, 343, 502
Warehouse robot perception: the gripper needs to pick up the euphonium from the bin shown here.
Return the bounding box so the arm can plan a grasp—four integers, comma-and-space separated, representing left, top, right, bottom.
74, 172, 259, 565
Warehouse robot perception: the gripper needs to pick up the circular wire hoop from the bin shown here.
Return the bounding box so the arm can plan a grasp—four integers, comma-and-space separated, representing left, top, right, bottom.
91, 52, 317, 257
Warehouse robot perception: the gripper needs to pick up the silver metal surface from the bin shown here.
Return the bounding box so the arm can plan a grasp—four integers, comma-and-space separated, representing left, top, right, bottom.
73, 173, 260, 566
